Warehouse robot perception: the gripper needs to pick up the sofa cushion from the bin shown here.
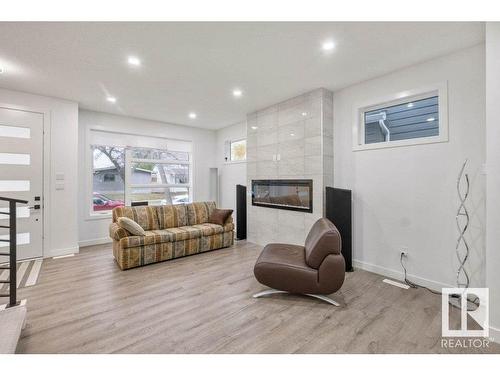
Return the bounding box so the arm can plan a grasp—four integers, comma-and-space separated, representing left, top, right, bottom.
119, 229, 173, 249
192, 222, 235, 235
162, 226, 203, 241
192, 223, 225, 236
186, 201, 216, 225
208, 208, 233, 226
117, 217, 146, 236
113, 206, 159, 231
157, 204, 188, 229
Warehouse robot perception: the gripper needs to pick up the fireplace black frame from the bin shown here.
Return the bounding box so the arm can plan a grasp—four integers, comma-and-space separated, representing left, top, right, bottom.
251, 179, 313, 213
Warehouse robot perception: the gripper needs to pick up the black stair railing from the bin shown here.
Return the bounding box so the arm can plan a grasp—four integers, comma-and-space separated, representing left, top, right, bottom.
0, 196, 28, 308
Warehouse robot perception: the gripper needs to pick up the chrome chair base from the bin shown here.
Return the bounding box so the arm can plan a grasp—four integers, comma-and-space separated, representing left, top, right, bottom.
252, 289, 340, 306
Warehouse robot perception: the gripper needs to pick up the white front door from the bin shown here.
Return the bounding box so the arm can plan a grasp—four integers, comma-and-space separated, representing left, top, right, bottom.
0, 106, 43, 260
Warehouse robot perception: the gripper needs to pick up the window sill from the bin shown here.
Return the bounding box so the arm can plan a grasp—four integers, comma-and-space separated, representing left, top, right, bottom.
353, 135, 448, 151
224, 160, 247, 165
86, 212, 113, 221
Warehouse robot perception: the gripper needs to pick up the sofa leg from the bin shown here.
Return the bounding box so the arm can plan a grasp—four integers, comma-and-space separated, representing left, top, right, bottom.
253, 289, 340, 306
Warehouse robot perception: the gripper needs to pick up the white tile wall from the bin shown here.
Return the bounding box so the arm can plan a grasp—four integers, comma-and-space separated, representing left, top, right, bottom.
247, 88, 334, 246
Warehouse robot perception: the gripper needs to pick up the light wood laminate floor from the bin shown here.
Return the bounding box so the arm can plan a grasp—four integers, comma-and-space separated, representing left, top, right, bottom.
8, 241, 499, 354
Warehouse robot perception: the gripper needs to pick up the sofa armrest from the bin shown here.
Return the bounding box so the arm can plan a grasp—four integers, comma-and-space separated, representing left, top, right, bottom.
224, 214, 234, 225
109, 222, 130, 241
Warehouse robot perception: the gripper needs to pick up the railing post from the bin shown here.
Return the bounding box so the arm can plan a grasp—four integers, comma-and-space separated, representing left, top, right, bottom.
8, 200, 17, 308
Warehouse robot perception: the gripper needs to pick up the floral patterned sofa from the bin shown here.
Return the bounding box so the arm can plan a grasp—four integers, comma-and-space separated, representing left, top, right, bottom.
109, 202, 234, 270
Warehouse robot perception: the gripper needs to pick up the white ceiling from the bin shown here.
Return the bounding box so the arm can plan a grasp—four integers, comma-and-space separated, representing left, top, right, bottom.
0, 22, 484, 130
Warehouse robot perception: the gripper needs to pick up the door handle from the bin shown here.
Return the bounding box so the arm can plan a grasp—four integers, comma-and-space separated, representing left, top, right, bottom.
29, 205, 41, 210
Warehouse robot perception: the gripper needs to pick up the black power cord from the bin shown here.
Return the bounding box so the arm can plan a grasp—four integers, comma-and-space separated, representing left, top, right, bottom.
399, 252, 480, 307
400, 252, 442, 295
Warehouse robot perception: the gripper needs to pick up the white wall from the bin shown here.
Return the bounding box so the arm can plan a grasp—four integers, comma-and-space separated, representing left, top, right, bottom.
215, 121, 247, 215
333, 45, 486, 290
78, 109, 217, 246
486, 23, 500, 340
0, 88, 79, 257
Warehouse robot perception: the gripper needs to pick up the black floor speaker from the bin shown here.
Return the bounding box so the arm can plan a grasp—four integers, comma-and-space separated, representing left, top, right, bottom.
236, 184, 247, 240
325, 186, 353, 272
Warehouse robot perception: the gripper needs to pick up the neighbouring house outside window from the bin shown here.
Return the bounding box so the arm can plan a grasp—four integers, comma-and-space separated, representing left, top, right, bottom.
364, 96, 439, 144
89, 130, 193, 215
353, 84, 448, 151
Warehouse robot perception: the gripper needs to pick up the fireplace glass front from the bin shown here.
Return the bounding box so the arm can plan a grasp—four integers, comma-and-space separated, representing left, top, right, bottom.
251, 179, 313, 213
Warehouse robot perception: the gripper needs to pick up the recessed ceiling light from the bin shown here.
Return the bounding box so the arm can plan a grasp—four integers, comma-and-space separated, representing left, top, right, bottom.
322, 40, 335, 52
106, 96, 117, 103
407, 103, 414, 108
127, 56, 141, 66
427, 117, 435, 122
233, 89, 243, 98
251, 126, 258, 130
290, 133, 295, 137
301, 112, 308, 116
189, 112, 197, 119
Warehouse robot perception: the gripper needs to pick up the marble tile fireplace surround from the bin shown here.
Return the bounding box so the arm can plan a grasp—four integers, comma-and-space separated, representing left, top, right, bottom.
246, 88, 334, 246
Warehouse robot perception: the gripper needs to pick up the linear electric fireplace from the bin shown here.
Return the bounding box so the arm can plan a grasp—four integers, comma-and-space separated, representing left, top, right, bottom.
251, 179, 313, 213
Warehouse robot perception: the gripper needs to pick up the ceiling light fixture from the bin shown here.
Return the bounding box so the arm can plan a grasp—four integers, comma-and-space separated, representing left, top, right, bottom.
251, 126, 258, 130
427, 117, 435, 122
127, 56, 141, 66
189, 112, 197, 119
290, 133, 295, 137
301, 112, 308, 116
322, 40, 335, 52
233, 89, 243, 98
106, 96, 117, 103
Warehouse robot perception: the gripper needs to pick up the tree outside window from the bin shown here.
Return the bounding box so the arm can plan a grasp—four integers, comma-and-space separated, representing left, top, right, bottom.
230, 139, 246, 161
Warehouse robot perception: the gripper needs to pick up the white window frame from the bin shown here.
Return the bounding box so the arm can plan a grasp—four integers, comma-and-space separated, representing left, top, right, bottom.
226, 138, 247, 164
352, 82, 449, 151
86, 128, 193, 220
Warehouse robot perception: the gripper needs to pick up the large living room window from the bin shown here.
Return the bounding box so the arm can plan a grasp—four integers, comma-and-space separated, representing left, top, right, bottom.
89, 130, 192, 215
92, 145, 126, 213
125, 147, 191, 206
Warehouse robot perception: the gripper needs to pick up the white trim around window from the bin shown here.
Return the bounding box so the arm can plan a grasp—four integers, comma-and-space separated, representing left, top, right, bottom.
225, 138, 247, 164
352, 82, 449, 151
85, 127, 193, 220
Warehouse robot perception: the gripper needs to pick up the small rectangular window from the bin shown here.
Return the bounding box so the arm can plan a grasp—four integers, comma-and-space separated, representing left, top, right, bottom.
364, 96, 439, 145
354, 85, 447, 151
230, 139, 246, 161
0, 180, 30, 192
0, 232, 30, 247
0, 153, 30, 165
0, 125, 30, 139
0, 206, 30, 220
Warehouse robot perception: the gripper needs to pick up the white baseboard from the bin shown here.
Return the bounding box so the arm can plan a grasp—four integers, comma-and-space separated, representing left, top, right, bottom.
353, 259, 453, 292
46, 246, 79, 259
78, 237, 112, 248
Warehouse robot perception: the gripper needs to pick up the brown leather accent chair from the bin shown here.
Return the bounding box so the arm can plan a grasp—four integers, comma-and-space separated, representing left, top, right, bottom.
253, 218, 345, 305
